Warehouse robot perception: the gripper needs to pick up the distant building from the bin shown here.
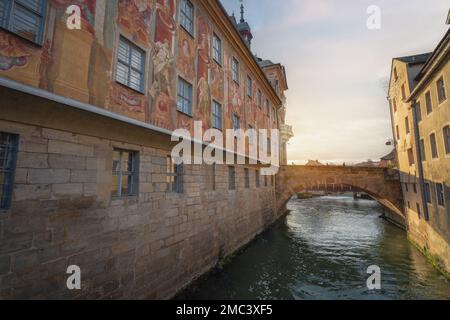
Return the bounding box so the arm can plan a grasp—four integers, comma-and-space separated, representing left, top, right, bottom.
306, 160, 325, 166
355, 159, 380, 167
388, 23, 449, 274
379, 150, 397, 168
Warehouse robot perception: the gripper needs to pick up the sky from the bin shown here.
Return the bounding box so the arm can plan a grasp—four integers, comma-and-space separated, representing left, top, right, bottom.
221, 0, 449, 164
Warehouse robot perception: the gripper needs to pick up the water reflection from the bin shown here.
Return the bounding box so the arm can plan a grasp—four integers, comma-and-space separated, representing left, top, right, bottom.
178, 196, 450, 300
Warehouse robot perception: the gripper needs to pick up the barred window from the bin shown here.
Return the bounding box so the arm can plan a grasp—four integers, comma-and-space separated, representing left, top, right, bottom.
430, 133, 438, 159
425, 91, 432, 115
177, 77, 193, 116
0, 0, 47, 44
425, 183, 432, 204
0, 132, 18, 211
244, 168, 249, 189
443, 125, 450, 155
116, 37, 145, 92
180, 0, 194, 35
255, 169, 260, 188
436, 183, 445, 207
112, 149, 139, 198
437, 77, 446, 104
166, 156, 183, 193
212, 100, 222, 130
232, 58, 240, 83
212, 34, 222, 64
228, 166, 235, 190
247, 76, 253, 98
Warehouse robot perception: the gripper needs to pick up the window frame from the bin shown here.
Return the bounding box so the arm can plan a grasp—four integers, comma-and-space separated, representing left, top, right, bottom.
180, 0, 194, 36
244, 168, 249, 189
424, 183, 432, 204
232, 57, 240, 84
232, 113, 240, 131
116, 36, 146, 93
0, 132, 19, 211
247, 76, 253, 98
420, 138, 426, 162
405, 116, 410, 134
416, 100, 422, 123
212, 33, 222, 65
436, 183, 445, 207
228, 166, 235, 191
255, 169, 260, 188
212, 100, 223, 130
437, 76, 447, 104
257, 89, 262, 109
166, 156, 184, 194
177, 77, 193, 116
443, 125, 450, 155
111, 149, 139, 198
0, 0, 48, 45
425, 91, 433, 115
430, 132, 439, 159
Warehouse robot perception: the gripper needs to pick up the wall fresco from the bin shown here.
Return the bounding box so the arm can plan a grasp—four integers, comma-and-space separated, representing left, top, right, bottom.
0, 0, 280, 138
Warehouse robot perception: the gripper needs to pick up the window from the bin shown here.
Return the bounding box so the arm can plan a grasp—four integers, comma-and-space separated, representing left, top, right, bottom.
212, 100, 222, 130
0, 132, 18, 210
248, 125, 255, 146
401, 83, 406, 100
0, 0, 47, 44
405, 116, 410, 134
232, 113, 240, 131
416, 203, 421, 219
244, 168, 249, 189
393, 68, 398, 82
413, 183, 417, 194
180, 0, 194, 35
425, 183, 432, 204
112, 149, 139, 197
430, 133, 438, 159
247, 76, 253, 98
392, 99, 397, 113
228, 166, 235, 190
396, 125, 400, 140
177, 77, 193, 116
212, 34, 222, 64
420, 139, 426, 161
405, 183, 409, 193
437, 77, 446, 104
436, 183, 445, 207
166, 156, 183, 193
212, 163, 216, 191
257, 89, 262, 109
267, 137, 271, 155
416, 101, 422, 122
272, 108, 277, 123
407, 148, 414, 166
264, 175, 268, 187
443, 125, 450, 154
232, 58, 240, 83
425, 91, 432, 115
116, 37, 145, 92
407, 201, 411, 209
255, 169, 260, 188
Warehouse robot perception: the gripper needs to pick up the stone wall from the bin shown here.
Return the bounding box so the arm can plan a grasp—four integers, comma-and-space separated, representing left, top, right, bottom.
0, 119, 279, 299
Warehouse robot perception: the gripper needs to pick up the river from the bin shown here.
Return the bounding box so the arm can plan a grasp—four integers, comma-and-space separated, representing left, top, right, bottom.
178, 195, 450, 300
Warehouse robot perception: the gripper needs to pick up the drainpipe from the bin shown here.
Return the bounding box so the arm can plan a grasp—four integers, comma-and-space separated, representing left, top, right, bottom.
411, 100, 429, 221
387, 97, 398, 149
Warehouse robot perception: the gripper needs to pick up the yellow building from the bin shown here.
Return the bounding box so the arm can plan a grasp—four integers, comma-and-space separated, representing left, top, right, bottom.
388, 27, 450, 275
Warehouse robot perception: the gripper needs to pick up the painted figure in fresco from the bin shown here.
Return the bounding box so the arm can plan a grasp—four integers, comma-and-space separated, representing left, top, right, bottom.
197, 76, 211, 128
150, 41, 174, 99
118, 0, 154, 45
156, 0, 176, 33
177, 36, 195, 80
0, 33, 32, 71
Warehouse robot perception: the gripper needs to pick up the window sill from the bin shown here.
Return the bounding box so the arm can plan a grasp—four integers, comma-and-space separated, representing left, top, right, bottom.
213, 59, 222, 67
0, 27, 44, 48
115, 81, 145, 95
177, 110, 193, 118
180, 25, 195, 39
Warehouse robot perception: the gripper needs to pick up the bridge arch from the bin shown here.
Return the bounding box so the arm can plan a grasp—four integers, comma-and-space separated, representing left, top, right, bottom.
276, 166, 405, 223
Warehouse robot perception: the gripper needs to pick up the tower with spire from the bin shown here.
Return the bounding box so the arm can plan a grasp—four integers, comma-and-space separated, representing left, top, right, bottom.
236, 0, 253, 48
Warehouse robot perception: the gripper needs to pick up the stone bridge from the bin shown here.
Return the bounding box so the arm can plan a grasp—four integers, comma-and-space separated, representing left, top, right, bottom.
276, 165, 405, 222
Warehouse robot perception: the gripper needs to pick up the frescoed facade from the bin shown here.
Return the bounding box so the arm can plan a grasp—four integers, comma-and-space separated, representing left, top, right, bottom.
0, 0, 290, 299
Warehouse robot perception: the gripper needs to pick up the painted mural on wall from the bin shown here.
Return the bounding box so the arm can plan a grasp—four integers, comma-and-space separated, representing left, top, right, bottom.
149, 0, 177, 131
118, 0, 153, 46
177, 29, 195, 82
0, 33, 34, 71
53, 0, 96, 34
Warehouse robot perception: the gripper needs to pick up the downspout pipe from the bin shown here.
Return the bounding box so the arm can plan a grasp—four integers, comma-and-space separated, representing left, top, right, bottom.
411, 100, 429, 221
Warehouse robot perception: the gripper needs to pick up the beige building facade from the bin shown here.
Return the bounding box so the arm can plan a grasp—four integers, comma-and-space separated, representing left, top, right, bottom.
388, 28, 450, 275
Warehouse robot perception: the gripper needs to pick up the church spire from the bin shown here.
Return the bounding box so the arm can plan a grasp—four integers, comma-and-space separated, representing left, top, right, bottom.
240, 0, 245, 23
